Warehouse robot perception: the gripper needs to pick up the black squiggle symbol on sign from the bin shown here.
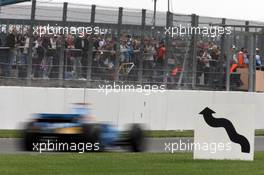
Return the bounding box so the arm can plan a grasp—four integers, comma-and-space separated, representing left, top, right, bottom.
199, 107, 250, 153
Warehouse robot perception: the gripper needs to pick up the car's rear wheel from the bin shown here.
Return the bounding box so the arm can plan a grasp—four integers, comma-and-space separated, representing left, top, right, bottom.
23, 122, 38, 151
128, 124, 145, 152
82, 124, 103, 152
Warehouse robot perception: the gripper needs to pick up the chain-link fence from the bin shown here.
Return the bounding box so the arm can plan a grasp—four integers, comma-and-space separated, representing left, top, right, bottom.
0, 0, 263, 91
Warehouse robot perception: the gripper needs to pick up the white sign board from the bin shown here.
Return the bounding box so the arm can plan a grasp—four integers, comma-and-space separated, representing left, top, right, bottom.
194, 105, 255, 161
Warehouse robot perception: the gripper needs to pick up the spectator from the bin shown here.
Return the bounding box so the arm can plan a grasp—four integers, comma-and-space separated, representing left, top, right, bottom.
201, 49, 212, 85
120, 39, 128, 63
243, 49, 249, 66
5, 29, 16, 48
5, 29, 17, 77
155, 41, 165, 66
75, 35, 89, 78
126, 40, 134, 62
143, 38, 155, 78
154, 41, 166, 78
230, 45, 239, 73
210, 45, 220, 61
98, 36, 106, 49
197, 49, 205, 84
256, 48, 262, 67
237, 47, 246, 68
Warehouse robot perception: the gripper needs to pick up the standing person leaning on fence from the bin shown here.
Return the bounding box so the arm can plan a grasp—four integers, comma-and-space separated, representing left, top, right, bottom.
237, 47, 247, 68
31, 36, 43, 78
77, 34, 89, 78
22, 33, 30, 62
256, 48, 262, 68
230, 45, 239, 73
201, 49, 212, 85
230, 47, 250, 73
209, 45, 221, 83
120, 39, 128, 63
74, 36, 86, 79
65, 35, 75, 74
40, 34, 52, 79
5, 29, 17, 77
143, 38, 155, 78
154, 41, 166, 77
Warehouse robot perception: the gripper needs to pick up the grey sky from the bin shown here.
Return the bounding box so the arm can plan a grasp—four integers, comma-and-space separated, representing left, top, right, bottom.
47, 0, 264, 22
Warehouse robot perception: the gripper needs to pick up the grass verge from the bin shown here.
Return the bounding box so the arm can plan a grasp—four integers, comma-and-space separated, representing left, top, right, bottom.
0, 152, 263, 175
146, 130, 194, 137
0, 130, 22, 138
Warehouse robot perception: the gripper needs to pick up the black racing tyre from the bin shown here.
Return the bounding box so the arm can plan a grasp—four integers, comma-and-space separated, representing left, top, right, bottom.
82, 124, 104, 152
24, 132, 34, 151
128, 124, 145, 152
82, 124, 92, 141
23, 122, 37, 151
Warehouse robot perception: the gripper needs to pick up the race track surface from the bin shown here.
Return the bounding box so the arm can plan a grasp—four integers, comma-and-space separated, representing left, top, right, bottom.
1, 137, 264, 153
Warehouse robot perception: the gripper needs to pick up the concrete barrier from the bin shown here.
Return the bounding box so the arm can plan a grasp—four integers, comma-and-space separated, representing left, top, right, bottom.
0, 86, 262, 130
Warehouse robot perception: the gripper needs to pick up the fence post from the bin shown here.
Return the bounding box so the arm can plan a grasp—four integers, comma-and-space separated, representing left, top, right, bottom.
26, 0, 36, 86
114, 7, 123, 82
225, 35, 231, 91
86, 5, 96, 86
245, 21, 249, 48
191, 14, 198, 89
253, 34, 257, 91
220, 18, 227, 90
58, 2, 68, 86
164, 11, 172, 87
244, 21, 250, 92
260, 29, 264, 58
138, 9, 146, 84
151, 0, 157, 38
248, 34, 256, 92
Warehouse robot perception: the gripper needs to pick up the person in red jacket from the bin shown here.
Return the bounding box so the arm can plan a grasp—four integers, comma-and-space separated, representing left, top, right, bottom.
154, 41, 166, 77
230, 45, 238, 73
237, 48, 246, 68
156, 41, 166, 66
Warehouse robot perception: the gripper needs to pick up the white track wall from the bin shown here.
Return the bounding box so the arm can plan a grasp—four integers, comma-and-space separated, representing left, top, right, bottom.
0, 86, 262, 130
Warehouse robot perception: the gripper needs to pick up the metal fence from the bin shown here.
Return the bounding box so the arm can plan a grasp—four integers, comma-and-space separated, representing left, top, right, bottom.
0, 0, 264, 91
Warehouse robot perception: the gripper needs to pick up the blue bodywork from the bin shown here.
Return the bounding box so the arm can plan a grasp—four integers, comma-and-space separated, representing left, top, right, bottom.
100, 123, 119, 146
30, 113, 120, 148
32, 113, 82, 132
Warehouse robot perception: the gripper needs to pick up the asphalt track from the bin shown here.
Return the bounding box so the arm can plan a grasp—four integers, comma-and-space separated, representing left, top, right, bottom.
1, 137, 264, 153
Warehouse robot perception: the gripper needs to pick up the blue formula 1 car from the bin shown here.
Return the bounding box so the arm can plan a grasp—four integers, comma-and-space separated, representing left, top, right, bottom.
22, 105, 145, 152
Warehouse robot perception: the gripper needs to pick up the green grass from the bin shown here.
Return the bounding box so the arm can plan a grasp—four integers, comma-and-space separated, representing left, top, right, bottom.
0, 152, 264, 175
146, 130, 194, 138
255, 130, 264, 136
0, 130, 194, 138
1, 129, 264, 138
147, 129, 264, 138
0, 130, 22, 138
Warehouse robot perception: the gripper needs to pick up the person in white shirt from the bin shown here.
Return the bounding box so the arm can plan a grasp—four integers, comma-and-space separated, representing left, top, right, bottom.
256, 48, 262, 67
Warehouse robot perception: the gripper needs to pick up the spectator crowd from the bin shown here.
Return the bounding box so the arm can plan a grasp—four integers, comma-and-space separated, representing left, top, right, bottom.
0, 28, 167, 82
0, 27, 262, 89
